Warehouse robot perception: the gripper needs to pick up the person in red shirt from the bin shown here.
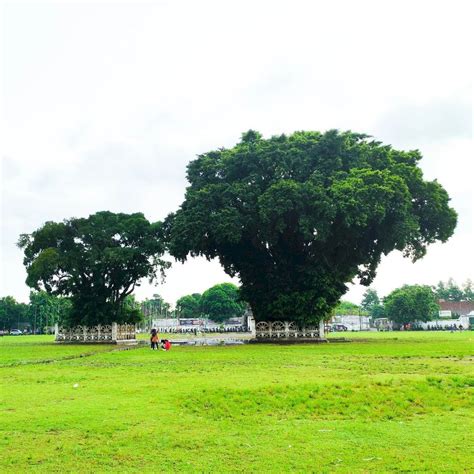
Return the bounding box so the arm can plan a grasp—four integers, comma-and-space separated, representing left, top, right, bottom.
161, 339, 171, 351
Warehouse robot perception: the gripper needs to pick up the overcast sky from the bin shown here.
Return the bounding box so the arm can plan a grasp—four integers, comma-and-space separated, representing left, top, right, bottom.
1, 0, 472, 306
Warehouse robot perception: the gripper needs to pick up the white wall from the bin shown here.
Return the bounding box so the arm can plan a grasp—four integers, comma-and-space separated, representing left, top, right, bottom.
332, 315, 371, 331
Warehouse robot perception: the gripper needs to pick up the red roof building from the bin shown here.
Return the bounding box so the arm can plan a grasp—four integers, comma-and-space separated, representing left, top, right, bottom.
438, 300, 474, 316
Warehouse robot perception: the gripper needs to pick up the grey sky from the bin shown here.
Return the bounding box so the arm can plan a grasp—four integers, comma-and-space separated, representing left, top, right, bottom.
1, 0, 473, 306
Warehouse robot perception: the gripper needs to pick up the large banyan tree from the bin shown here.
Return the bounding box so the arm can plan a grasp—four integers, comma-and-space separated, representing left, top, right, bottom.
166, 130, 457, 325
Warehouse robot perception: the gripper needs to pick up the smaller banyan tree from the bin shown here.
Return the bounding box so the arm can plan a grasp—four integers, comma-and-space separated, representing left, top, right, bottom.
18, 211, 169, 328
165, 130, 457, 327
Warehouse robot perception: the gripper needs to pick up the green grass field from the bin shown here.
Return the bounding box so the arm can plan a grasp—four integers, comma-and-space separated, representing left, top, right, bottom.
1, 332, 473, 473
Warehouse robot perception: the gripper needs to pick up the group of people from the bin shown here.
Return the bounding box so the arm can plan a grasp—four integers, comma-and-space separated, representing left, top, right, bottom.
155, 326, 248, 334
204, 326, 248, 333
400, 323, 465, 332
425, 324, 464, 331
150, 328, 171, 351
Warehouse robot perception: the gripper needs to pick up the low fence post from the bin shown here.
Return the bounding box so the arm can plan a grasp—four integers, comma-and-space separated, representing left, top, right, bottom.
247, 314, 256, 337
319, 319, 325, 338
112, 322, 117, 341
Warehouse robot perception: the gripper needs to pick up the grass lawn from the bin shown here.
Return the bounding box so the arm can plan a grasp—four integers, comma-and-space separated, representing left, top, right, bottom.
0, 332, 473, 472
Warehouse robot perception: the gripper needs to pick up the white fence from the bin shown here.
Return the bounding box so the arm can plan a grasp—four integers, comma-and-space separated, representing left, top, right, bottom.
55, 323, 136, 344
255, 321, 325, 340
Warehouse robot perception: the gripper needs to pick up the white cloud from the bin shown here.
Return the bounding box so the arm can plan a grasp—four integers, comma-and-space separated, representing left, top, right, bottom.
376, 94, 471, 144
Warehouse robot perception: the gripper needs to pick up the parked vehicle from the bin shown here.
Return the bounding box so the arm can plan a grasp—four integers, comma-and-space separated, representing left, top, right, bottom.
331, 324, 348, 332
9, 329, 23, 335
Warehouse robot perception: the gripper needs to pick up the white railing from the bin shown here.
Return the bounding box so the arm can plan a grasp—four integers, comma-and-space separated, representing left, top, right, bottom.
55, 323, 136, 343
115, 323, 136, 341
255, 321, 325, 339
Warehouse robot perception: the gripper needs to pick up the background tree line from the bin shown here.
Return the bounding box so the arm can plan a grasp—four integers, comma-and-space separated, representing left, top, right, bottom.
3, 277, 469, 331
433, 278, 473, 301
1, 282, 247, 331
175, 283, 246, 323
357, 278, 473, 327
141, 283, 246, 324
0, 292, 71, 332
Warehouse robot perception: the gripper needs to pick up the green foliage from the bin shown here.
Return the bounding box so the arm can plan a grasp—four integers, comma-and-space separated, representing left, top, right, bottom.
463, 279, 474, 301
361, 289, 380, 310
200, 283, 246, 323
140, 294, 173, 319
0, 293, 72, 332
28, 291, 72, 331
434, 278, 473, 301
334, 300, 361, 315
361, 288, 385, 318
371, 304, 386, 319
384, 285, 439, 326
0, 296, 28, 330
166, 130, 457, 325
18, 211, 169, 326
116, 295, 144, 325
176, 293, 202, 318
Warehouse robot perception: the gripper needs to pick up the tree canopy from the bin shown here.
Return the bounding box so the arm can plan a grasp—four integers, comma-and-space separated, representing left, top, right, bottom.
434, 278, 473, 302
29, 290, 71, 331
361, 289, 385, 318
0, 292, 71, 332
334, 300, 362, 315
141, 294, 173, 319
176, 293, 202, 318
361, 289, 380, 310
200, 283, 246, 323
463, 280, 474, 301
18, 211, 169, 325
166, 130, 457, 325
384, 285, 439, 326
0, 296, 28, 331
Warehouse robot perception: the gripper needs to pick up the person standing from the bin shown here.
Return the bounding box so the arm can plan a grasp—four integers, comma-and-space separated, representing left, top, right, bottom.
150, 328, 159, 350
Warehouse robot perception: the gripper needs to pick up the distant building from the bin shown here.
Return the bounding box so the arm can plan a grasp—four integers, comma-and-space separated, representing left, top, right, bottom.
438, 300, 474, 317
416, 300, 474, 330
